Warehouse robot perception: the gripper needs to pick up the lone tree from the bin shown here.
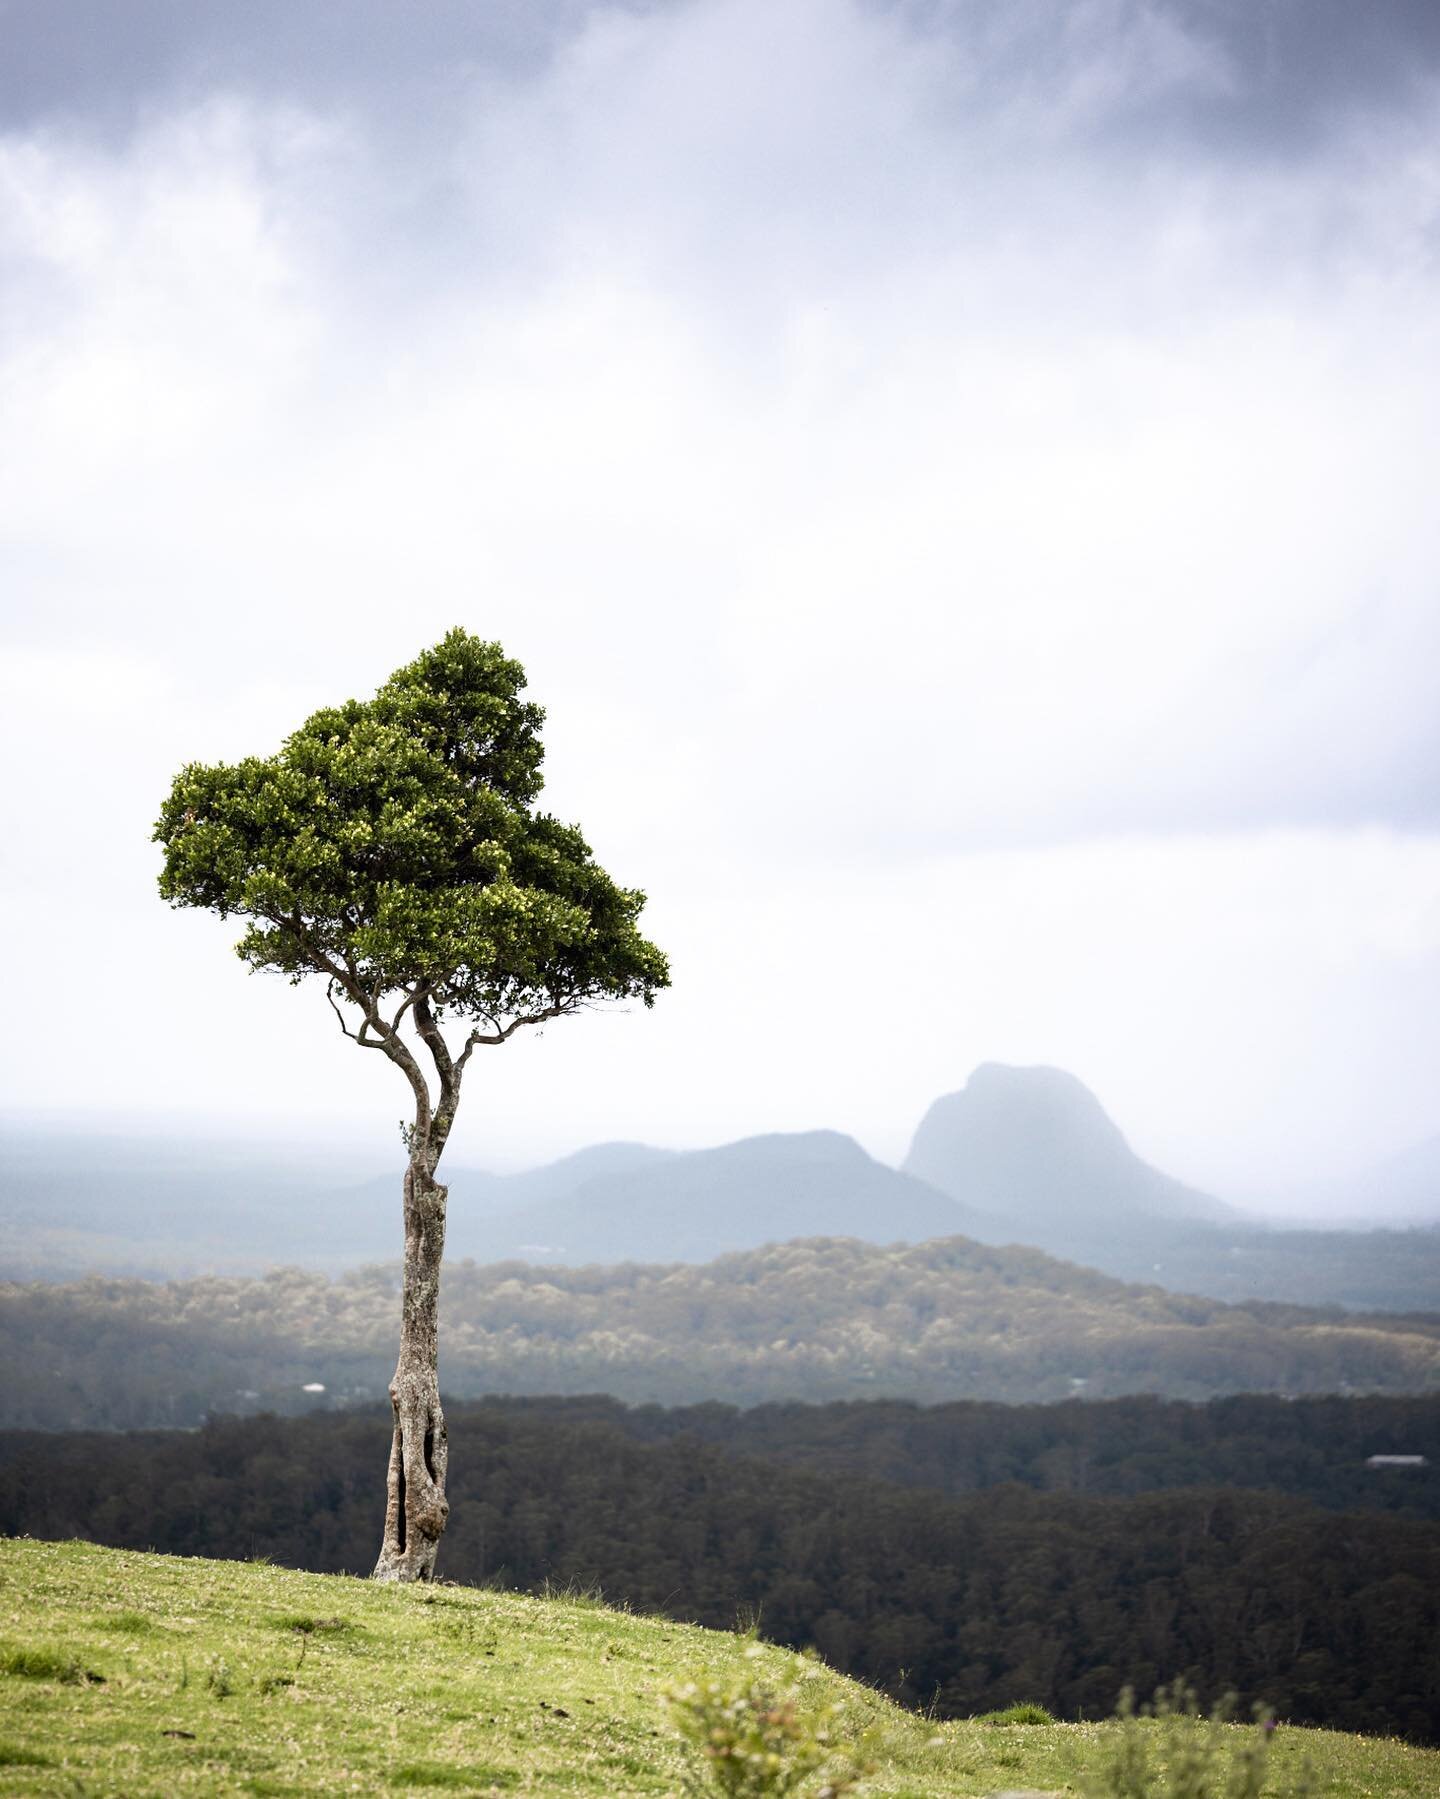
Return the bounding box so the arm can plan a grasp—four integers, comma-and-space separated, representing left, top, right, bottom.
155, 631, 668, 1581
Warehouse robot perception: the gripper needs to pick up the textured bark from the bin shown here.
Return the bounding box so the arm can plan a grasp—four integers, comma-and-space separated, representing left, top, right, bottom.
372, 1157, 450, 1582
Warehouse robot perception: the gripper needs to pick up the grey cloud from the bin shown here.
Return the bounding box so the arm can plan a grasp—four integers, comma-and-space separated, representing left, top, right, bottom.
2, 0, 1437, 854
887, 0, 1440, 158
0, 0, 582, 131
6, 0, 1440, 159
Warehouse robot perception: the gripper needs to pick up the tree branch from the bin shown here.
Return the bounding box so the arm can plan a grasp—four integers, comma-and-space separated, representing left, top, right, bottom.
413, 987, 457, 1082
326, 981, 388, 1049
453, 997, 577, 1075
391, 985, 425, 1035
273, 913, 434, 1136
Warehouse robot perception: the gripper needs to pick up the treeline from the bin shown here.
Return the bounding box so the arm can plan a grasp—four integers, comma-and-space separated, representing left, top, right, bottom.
5, 1403, 1438, 1744
4, 1236, 1439, 1430
453, 1392, 1440, 1519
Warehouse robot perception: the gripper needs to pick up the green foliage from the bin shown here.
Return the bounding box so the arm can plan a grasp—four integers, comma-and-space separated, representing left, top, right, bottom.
979, 1702, 1057, 1725
205, 1654, 235, 1697
1093, 1685, 1295, 1799
155, 628, 666, 1046
663, 1650, 875, 1796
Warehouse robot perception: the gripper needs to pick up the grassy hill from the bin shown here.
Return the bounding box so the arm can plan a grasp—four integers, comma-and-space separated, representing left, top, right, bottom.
1, 1539, 1437, 1797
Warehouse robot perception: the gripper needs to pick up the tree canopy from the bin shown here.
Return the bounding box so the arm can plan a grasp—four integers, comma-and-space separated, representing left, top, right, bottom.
155, 630, 669, 1047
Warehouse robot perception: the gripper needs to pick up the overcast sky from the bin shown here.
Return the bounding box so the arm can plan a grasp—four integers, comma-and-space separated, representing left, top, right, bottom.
2, 0, 1438, 1210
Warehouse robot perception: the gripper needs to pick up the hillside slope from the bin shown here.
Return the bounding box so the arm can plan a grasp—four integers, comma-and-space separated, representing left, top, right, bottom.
4, 1235, 1439, 1429
0, 1539, 1436, 1796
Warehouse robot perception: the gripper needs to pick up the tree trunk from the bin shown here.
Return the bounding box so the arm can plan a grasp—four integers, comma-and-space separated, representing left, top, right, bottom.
372, 1157, 450, 1582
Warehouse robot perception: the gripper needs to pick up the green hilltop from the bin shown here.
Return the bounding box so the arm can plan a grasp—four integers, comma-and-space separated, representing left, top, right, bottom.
1, 1539, 1438, 1796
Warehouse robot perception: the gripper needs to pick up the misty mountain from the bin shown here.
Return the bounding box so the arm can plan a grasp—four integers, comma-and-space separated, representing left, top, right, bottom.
0, 1129, 675, 1279
6, 1076, 1437, 1311
462, 1130, 983, 1265
330, 1142, 681, 1261
1, 1125, 980, 1277
904, 1062, 1236, 1231
895, 1066, 1440, 1309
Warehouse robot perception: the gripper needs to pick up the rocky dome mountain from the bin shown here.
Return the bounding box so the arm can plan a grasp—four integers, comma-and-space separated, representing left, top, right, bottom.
904, 1062, 1235, 1232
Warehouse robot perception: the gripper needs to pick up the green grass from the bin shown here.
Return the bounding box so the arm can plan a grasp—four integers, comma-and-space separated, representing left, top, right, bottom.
0, 1538, 1435, 1796
975, 1701, 1058, 1726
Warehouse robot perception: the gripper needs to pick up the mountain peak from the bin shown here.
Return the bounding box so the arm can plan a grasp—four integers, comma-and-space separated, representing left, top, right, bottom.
904, 1064, 1230, 1229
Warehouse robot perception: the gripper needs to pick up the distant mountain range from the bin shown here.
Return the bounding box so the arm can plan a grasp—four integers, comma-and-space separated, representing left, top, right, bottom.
3, 1066, 1436, 1312
458, 1129, 989, 1265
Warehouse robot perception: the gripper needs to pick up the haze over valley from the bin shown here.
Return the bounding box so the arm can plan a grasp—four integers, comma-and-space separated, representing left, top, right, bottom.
5, 1064, 1437, 1313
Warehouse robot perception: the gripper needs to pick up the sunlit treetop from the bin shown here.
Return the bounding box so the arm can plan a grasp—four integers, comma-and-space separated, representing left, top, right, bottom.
154, 630, 669, 1037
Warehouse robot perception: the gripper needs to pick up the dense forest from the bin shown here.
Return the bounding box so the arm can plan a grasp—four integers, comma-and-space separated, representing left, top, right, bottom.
5, 1401, 1437, 1743
4, 1237, 1438, 1429
436, 1392, 1440, 1518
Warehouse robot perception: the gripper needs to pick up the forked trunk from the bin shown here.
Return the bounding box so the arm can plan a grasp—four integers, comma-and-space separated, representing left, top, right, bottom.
372, 1157, 450, 1582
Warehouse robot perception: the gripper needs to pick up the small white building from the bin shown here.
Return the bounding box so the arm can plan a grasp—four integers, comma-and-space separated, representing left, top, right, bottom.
1364, 1453, 1428, 1469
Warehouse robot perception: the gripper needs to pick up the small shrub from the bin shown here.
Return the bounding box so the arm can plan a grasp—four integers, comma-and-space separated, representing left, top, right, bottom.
95, 1610, 155, 1636
1090, 1683, 1306, 1799
539, 1575, 608, 1608
977, 1702, 1056, 1725
0, 1645, 86, 1685
205, 1657, 235, 1699
663, 1648, 874, 1797
0, 1740, 53, 1768
391, 1764, 513, 1790
270, 1614, 352, 1635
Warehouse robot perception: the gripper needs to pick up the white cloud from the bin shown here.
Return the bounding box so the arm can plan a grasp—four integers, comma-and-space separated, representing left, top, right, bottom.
1, 0, 1438, 1188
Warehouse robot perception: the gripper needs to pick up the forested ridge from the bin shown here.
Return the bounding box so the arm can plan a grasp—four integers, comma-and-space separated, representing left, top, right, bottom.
5, 1236, 1438, 1429
6, 1401, 1437, 1743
